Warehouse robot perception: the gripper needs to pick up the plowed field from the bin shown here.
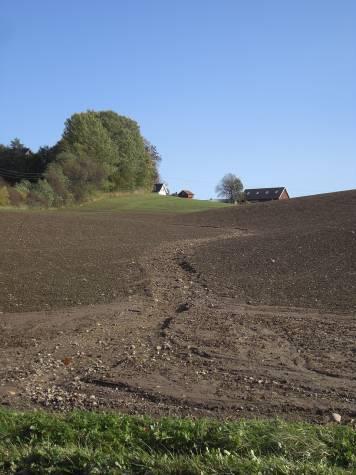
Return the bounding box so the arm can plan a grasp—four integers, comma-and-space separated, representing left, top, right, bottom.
1, 190, 355, 422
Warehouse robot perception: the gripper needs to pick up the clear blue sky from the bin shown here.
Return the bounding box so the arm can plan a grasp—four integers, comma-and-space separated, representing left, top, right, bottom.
1, 0, 355, 198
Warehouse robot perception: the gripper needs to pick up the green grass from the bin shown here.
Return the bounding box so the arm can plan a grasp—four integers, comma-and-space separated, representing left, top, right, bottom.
74, 193, 231, 213
0, 410, 355, 474
0, 193, 230, 214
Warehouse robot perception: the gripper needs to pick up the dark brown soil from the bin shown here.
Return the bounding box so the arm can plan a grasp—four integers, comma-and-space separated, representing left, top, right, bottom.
0, 211, 222, 313
189, 225, 356, 312
0, 190, 355, 422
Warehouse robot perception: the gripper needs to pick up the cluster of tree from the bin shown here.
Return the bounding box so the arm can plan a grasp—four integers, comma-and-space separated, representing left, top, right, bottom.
216, 173, 244, 203
0, 110, 161, 207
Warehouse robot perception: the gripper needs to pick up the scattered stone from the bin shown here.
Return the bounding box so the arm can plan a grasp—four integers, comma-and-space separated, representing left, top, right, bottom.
177, 303, 190, 313
62, 357, 73, 366
332, 413, 341, 423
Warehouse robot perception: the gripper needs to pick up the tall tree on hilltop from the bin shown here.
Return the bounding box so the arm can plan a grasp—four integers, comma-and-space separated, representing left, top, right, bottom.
97, 111, 158, 190
57, 110, 159, 192
216, 173, 244, 203
60, 111, 117, 169
144, 138, 161, 183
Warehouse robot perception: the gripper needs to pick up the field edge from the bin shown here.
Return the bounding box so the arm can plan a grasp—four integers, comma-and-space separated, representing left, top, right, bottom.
1, 409, 355, 474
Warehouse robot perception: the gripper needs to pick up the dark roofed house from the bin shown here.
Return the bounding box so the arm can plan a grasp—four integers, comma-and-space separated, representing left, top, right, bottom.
244, 187, 289, 202
178, 190, 194, 199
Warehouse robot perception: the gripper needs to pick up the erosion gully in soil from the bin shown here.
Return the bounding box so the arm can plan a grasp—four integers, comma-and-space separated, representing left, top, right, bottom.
0, 190, 355, 422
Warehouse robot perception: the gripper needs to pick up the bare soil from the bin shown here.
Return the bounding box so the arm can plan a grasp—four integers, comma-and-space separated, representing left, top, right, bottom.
0, 190, 355, 422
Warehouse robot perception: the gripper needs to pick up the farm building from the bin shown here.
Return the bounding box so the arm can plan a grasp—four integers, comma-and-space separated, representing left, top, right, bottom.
245, 187, 290, 202
153, 183, 169, 196
178, 190, 194, 199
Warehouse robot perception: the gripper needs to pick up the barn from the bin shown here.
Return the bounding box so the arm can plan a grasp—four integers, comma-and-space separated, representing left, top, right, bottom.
245, 187, 290, 202
153, 183, 169, 196
178, 190, 194, 199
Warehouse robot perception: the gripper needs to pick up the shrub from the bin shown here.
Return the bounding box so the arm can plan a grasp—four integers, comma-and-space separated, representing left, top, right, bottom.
7, 186, 25, 206
0, 186, 10, 206
45, 162, 72, 207
59, 153, 108, 202
26, 179, 55, 208
15, 180, 31, 197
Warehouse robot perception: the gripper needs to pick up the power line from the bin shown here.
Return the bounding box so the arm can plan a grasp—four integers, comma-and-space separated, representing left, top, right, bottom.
0, 166, 43, 175
0, 167, 44, 178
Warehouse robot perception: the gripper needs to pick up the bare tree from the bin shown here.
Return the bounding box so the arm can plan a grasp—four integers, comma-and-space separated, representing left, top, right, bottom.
216, 173, 244, 203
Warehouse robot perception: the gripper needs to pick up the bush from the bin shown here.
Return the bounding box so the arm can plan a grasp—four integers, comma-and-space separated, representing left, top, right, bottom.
0, 186, 10, 206
26, 179, 55, 208
7, 187, 25, 206
59, 153, 108, 202
45, 162, 72, 207
15, 180, 31, 197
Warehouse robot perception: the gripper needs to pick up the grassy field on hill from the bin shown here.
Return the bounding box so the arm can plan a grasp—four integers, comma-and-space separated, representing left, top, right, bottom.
0, 410, 355, 474
0, 193, 230, 214
75, 193, 231, 213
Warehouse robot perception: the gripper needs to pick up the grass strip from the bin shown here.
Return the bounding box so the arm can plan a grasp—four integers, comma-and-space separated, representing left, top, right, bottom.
0, 410, 355, 474
74, 193, 230, 213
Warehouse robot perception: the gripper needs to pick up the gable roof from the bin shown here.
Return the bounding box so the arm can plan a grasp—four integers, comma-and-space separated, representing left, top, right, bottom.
244, 187, 288, 200
153, 183, 166, 192
179, 190, 194, 195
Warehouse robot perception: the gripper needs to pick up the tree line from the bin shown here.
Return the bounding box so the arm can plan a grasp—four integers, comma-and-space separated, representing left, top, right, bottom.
0, 110, 160, 207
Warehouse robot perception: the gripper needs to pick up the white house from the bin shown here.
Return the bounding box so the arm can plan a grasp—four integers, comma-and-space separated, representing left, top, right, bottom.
153, 183, 169, 196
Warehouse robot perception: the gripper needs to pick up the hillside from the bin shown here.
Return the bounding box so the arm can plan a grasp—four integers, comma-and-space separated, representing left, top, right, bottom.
75, 193, 230, 213
175, 189, 356, 230
183, 190, 356, 311
0, 189, 355, 423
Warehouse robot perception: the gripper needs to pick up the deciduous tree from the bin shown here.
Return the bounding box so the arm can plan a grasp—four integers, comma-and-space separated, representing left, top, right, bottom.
216, 173, 244, 203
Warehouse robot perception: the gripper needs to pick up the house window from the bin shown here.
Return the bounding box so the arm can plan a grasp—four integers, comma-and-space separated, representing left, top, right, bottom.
256, 191, 259, 195
265, 190, 269, 194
